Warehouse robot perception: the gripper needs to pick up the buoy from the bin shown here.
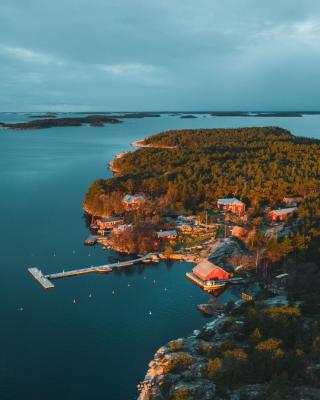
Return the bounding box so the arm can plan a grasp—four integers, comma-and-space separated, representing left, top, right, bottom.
149, 311, 152, 315
88, 293, 92, 298
73, 299, 76, 304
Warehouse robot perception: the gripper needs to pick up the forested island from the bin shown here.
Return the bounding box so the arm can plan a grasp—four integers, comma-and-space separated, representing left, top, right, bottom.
0, 114, 121, 129
83, 127, 320, 399
0, 112, 161, 130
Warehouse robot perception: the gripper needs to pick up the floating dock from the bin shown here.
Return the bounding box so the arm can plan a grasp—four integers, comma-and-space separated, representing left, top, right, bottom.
28, 268, 55, 289
28, 253, 156, 289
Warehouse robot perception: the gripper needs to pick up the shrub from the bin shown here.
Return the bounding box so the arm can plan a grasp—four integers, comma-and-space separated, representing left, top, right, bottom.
223, 348, 248, 361
256, 338, 282, 352
265, 306, 301, 318
163, 353, 192, 374
168, 339, 184, 352
207, 357, 223, 379
170, 387, 192, 400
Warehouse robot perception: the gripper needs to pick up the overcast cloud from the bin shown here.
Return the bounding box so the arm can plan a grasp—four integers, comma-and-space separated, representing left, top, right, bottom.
0, 0, 319, 111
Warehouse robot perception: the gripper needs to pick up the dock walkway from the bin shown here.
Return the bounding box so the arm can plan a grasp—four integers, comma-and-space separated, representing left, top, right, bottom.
28, 253, 155, 289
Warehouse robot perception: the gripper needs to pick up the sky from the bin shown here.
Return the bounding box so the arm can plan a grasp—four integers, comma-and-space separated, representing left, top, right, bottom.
0, 0, 320, 111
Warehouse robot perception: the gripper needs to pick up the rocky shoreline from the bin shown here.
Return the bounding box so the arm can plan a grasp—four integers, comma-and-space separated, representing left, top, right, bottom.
137, 294, 320, 400
137, 313, 227, 400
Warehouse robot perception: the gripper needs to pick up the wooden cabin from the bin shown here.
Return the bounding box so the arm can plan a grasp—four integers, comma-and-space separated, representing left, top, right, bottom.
269, 207, 297, 222
192, 260, 229, 281
217, 198, 246, 214
96, 216, 124, 229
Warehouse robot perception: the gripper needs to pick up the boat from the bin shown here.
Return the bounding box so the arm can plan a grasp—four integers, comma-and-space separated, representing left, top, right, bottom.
203, 279, 227, 291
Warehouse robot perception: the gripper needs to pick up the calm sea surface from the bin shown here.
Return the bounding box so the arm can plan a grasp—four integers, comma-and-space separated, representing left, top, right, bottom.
0, 113, 319, 400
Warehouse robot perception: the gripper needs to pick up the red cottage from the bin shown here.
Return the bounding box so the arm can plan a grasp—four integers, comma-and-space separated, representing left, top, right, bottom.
217, 198, 246, 214
192, 260, 229, 282
269, 207, 297, 222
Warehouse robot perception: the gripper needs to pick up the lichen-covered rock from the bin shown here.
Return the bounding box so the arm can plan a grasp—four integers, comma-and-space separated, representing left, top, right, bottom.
169, 380, 216, 400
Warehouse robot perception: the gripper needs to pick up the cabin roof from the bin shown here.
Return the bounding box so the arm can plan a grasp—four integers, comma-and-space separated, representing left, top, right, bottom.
193, 260, 223, 276
99, 216, 124, 223
218, 198, 244, 205
157, 230, 177, 238
270, 207, 297, 216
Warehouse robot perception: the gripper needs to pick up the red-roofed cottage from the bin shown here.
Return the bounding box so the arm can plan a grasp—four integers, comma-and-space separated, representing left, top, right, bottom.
269, 207, 297, 222
192, 260, 230, 281
217, 198, 246, 214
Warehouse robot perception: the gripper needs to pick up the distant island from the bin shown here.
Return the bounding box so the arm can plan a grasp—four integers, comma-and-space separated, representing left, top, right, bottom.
82, 126, 320, 399
210, 111, 301, 117
2, 111, 320, 130
0, 114, 121, 130
0, 112, 161, 130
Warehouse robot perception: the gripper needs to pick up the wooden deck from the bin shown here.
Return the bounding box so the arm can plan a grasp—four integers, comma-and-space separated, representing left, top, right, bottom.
28, 268, 55, 289
28, 254, 156, 289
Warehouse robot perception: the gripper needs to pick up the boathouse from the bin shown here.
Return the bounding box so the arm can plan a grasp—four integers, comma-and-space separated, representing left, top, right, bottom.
96, 216, 124, 229
217, 198, 246, 214
192, 260, 229, 281
122, 194, 145, 210
269, 207, 297, 222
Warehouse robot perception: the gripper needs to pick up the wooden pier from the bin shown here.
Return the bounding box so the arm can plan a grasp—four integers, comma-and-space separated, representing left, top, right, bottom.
28, 254, 156, 289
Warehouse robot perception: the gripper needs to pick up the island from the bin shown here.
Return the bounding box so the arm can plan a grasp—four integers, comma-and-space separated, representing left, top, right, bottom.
0, 112, 165, 130
83, 126, 320, 399
0, 114, 122, 130
209, 112, 304, 117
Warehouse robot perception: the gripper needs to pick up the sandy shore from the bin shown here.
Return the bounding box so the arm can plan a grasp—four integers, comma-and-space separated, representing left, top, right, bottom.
131, 138, 176, 149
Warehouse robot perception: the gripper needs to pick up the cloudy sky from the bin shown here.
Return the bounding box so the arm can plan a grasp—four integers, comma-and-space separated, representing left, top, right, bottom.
0, 0, 319, 111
